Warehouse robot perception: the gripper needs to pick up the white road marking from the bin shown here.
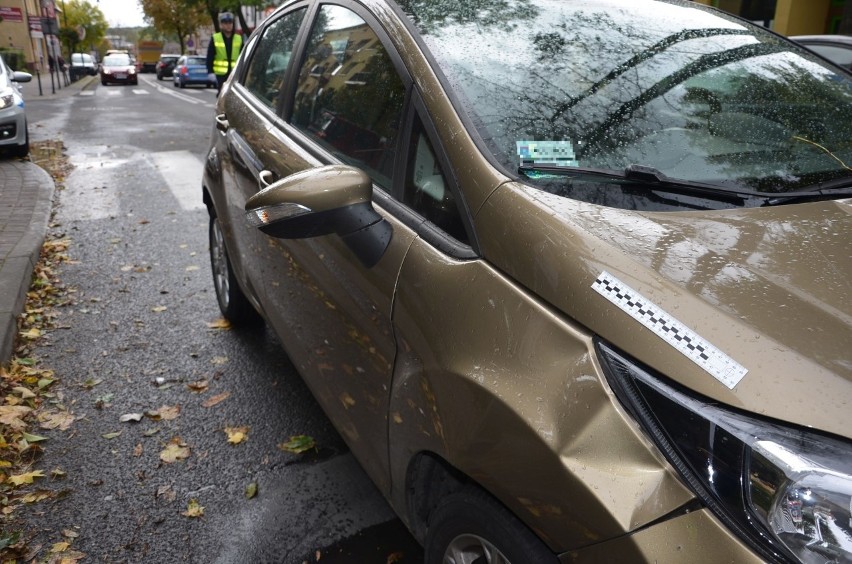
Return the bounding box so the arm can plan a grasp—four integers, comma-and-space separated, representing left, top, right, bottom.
132, 89, 149, 95
59, 146, 126, 221
149, 151, 206, 211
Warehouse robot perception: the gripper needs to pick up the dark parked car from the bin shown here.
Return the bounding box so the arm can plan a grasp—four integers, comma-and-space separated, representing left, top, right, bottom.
100, 53, 137, 85
69, 52, 97, 81
155, 53, 180, 81
790, 34, 852, 71
203, 1, 852, 563
172, 55, 214, 88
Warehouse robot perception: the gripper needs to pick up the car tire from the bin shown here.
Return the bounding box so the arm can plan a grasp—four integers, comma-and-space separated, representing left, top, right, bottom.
424, 487, 559, 564
209, 212, 262, 326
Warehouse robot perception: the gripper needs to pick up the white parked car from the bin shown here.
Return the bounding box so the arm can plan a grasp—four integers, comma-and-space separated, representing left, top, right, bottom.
0, 54, 32, 158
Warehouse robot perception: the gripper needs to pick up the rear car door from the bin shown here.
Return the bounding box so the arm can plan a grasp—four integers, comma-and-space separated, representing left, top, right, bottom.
214, 6, 310, 305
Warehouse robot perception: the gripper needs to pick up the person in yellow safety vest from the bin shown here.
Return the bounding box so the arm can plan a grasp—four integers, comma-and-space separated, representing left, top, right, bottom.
206, 11, 243, 95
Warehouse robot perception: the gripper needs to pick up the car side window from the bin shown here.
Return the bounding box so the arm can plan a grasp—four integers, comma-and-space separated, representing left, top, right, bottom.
404, 117, 468, 243
244, 8, 307, 108
290, 5, 405, 188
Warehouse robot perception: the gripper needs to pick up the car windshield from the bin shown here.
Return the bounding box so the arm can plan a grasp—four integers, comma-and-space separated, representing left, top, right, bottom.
400, 0, 852, 198
103, 54, 132, 66
185, 57, 206, 66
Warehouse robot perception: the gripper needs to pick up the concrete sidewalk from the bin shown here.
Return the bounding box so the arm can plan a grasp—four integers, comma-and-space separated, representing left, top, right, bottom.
0, 74, 95, 366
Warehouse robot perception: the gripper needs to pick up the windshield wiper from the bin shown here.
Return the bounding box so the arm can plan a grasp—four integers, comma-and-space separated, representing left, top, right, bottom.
518, 164, 757, 205
759, 175, 852, 205
764, 186, 852, 206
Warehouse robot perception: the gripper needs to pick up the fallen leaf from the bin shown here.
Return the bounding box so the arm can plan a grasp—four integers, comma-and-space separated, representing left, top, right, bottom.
62, 529, 79, 539
159, 437, 190, 463
50, 541, 70, 553
119, 413, 144, 423
22, 431, 48, 442
185, 265, 199, 272
186, 379, 208, 393
102, 431, 122, 440
39, 410, 75, 430
0, 405, 33, 429
202, 392, 230, 408
8, 470, 45, 486
278, 435, 316, 454
156, 484, 176, 502
387, 552, 404, 564
157, 405, 180, 420
82, 378, 103, 389
133, 443, 143, 457
12, 386, 36, 399
206, 318, 231, 330
20, 327, 41, 339
38, 377, 55, 389
224, 426, 249, 445
151, 306, 167, 313
211, 356, 228, 365
182, 499, 204, 518
147, 405, 180, 420
142, 428, 160, 437
245, 482, 258, 499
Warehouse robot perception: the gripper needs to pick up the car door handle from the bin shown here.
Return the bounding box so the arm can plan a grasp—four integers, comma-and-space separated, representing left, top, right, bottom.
215, 113, 229, 132
259, 170, 276, 188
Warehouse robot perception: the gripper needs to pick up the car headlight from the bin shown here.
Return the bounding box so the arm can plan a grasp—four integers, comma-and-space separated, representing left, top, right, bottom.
0, 92, 14, 110
597, 340, 852, 563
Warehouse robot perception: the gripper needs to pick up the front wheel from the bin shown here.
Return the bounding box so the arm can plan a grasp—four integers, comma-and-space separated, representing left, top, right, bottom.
425, 487, 558, 564
208, 213, 261, 326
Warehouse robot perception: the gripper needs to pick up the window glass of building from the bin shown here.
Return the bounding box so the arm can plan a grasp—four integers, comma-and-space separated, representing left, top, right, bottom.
244, 8, 307, 108
291, 5, 405, 188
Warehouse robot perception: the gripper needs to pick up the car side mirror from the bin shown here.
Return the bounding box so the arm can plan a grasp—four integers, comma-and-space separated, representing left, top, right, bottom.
245, 164, 392, 268
12, 71, 32, 83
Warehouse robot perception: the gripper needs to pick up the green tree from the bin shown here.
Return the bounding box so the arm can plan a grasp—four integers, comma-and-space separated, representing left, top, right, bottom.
57, 0, 109, 59
140, 0, 207, 54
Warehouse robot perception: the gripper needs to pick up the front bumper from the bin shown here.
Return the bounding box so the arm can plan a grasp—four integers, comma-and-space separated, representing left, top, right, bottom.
0, 105, 26, 147
562, 507, 763, 563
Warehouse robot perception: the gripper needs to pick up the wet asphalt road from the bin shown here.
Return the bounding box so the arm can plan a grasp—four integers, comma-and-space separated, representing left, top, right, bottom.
13, 74, 424, 563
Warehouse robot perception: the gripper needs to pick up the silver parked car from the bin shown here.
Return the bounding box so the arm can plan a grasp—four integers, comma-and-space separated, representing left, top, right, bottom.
0, 54, 32, 158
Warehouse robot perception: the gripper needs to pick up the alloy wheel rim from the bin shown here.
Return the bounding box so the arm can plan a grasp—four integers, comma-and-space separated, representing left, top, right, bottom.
211, 218, 230, 309
443, 534, 511, 564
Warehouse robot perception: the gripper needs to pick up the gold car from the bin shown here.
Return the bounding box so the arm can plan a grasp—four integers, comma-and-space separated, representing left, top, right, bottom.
202, 0, 852, 561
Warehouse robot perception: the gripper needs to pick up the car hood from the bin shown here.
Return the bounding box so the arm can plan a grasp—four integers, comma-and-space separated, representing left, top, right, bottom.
477, 184, 851, 438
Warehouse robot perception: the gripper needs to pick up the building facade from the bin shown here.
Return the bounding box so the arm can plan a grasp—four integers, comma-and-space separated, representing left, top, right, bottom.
694, 0, 849, 35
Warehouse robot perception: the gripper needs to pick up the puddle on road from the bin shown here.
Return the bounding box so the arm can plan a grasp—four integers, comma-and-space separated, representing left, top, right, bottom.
301, 519, 424, 563
59, 145, 138, 221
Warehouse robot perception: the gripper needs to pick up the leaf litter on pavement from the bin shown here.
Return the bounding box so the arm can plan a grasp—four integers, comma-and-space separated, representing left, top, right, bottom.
2, 141, 374, 561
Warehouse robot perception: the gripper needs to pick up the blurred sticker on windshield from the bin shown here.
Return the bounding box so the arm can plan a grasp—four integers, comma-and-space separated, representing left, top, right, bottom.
592, 271, 748, 389
517, 140, 578, 167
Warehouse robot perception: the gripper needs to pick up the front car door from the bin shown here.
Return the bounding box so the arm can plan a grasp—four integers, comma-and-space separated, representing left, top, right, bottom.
233, 1, 418, 492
